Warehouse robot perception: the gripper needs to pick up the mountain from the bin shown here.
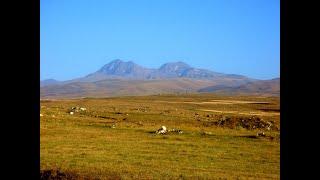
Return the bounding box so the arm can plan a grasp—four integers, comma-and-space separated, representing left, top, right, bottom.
40, 79, 60, 87
198, 78, 280, 96
72, 60, 250, 81
85, 59, 154, 80
41, 59, 272, 98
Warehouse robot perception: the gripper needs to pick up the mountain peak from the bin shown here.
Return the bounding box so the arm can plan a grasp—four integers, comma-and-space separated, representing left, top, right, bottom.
159, 61, 191, 74
108, 59, 134, 64
160, 61, 190, 67
93, 59, 151, 79
98, 59, 135, 72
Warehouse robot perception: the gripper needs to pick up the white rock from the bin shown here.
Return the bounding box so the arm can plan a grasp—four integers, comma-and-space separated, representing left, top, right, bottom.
157, 126, 167, 134
161, 126, 167, 131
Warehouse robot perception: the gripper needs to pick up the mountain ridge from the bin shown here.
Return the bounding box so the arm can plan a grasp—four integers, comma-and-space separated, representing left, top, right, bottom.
42, 59, 255, 83
40, 59, 279, 98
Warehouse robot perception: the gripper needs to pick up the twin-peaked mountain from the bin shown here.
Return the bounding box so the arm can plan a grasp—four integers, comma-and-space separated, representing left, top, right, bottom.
40, 60, 279, 98
80, 59, 247, 81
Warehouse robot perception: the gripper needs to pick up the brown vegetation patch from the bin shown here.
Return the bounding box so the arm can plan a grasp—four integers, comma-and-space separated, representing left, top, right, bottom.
40, 169, 121, 180
40, 169, 79, 180
214, 116, 277, 130
238, 135, 276, 141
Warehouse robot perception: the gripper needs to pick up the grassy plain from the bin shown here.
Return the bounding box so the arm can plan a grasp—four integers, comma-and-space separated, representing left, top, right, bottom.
40, 93, 280, 179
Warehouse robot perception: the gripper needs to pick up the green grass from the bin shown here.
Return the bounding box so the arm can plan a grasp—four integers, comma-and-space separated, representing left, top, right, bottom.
40, 94, 280, 179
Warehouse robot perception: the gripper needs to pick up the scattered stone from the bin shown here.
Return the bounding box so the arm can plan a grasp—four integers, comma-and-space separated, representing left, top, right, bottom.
156, 126, 184, 135
70, 112, 74, 115
256, 131, 266, 137
156, 126, 167, 134
266, 121, 272, 131
168, 128, 183, 134
71, 107, 80, 112
69, 106, 86, 114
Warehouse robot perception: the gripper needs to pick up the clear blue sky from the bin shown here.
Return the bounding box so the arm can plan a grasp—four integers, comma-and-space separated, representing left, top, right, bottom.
41, 0, 279, 81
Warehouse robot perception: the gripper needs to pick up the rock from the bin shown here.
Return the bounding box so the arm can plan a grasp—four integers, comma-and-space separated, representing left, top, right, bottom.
257, 131, 266, 137
156, 126, 167, 134
70, 112, 74, 115
168, 129, 183, 134
40, 114, 43, 117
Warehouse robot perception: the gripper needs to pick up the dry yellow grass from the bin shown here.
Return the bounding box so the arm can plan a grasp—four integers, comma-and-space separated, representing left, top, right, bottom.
40, 93, 280, 179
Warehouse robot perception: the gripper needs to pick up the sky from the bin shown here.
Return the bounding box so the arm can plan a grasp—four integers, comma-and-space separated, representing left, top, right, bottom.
41, 0, 279, 81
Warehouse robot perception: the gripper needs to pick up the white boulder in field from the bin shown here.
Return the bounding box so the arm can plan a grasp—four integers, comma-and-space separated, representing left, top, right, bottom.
157, 126, 167, 134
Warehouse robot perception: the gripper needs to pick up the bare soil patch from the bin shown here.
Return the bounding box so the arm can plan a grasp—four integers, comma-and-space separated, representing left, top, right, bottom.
200, 115, 278, 130
40, 169, 79, 180
212, 116, 278, 130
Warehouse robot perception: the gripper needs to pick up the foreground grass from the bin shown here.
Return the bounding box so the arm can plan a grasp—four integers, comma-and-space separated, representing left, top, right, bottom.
40, 94, 280, 179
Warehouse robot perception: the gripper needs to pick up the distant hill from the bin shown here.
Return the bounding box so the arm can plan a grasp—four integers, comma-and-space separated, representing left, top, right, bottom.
198, 78, 280, 96
40, 79, 61, 87
41, 78, 216, 98
40, 59, 279, 98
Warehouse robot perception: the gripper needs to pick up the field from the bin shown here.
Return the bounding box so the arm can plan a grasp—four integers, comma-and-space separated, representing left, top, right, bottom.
40, 93, 280, 179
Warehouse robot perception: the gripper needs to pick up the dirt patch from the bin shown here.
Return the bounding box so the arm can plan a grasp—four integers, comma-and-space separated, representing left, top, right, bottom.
96, 115, 117, 120
40, 169, 121, 180
40, 169, 79, 180
211, 116, 278, 131
238, 135, 275, 141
